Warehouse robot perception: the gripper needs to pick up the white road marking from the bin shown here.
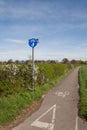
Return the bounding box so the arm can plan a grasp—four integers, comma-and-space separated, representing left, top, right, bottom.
31, 104, 57, 130
75, 116, 78, 130
55, 91, 70, 98
77, 85, 79, 89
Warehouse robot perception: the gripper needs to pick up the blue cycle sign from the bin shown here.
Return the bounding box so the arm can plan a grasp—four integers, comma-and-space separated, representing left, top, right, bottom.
28, 38, 38, 48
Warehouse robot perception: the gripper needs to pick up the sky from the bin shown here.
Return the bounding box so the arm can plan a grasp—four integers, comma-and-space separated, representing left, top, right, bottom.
0, 0, 87, 61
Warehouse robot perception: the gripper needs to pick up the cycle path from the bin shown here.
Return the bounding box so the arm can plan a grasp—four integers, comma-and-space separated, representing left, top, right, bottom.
12, 68, 87, 130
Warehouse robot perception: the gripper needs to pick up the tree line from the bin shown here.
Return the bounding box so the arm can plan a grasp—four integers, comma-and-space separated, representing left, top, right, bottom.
0, 58, 87, 65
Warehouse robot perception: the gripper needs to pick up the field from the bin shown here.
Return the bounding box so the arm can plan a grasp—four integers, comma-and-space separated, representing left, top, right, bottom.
0, 62, 71, 125
79, 66, 87, 119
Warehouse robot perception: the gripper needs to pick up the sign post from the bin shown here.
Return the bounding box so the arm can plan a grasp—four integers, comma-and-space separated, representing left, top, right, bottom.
32, 47, 34, 91
28, 38, 38, 91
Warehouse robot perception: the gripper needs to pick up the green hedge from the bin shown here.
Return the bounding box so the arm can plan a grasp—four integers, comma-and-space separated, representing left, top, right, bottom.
0, 63, 68, 96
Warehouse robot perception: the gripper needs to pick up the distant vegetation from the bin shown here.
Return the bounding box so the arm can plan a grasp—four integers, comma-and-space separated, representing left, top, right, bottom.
79, 66, 87, 119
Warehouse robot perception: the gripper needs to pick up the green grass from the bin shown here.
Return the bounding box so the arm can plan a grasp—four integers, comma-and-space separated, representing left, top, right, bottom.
0, 72, 69, 126
79, 66, 87, 119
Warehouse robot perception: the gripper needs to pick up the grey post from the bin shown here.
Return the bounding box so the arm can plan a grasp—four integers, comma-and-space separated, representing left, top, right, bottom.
32, 47, 34, 91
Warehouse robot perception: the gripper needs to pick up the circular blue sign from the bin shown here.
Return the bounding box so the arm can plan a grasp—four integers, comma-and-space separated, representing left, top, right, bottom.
28, 38, 38, 48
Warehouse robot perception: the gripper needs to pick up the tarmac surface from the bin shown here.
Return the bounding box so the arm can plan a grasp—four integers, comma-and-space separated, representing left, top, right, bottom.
12, 68, 87, 130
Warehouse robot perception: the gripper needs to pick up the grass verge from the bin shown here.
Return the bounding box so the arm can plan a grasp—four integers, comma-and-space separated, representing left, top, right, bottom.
79, 66, 87, 119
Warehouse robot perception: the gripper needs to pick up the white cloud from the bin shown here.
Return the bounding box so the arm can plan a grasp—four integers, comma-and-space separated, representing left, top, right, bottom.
6, 39, 26, 44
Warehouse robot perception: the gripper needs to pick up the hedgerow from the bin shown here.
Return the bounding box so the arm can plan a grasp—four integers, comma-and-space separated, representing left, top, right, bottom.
0, 63, 69, 97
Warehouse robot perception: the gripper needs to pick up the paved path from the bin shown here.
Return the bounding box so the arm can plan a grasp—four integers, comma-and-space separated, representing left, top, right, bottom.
12, 68, 87, 130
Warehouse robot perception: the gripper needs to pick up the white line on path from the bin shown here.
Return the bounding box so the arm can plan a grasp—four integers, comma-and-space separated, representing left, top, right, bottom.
31, 104, 57, 130
77, 85, 79, 89
75, 116, 78, 130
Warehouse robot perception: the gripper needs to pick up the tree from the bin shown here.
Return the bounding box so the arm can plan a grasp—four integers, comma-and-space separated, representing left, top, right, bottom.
70, 59, 77, 64
7, 59, 13, 64
62, 58, 69, 64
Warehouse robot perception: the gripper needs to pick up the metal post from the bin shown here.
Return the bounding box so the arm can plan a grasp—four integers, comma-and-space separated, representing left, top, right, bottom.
32, 47, 34, 91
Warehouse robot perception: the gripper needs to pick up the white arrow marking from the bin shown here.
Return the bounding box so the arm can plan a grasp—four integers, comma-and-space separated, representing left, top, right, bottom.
31, 104, 57, 130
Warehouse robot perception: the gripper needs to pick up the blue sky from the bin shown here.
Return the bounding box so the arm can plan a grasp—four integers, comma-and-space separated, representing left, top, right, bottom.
0, 0, 87, 61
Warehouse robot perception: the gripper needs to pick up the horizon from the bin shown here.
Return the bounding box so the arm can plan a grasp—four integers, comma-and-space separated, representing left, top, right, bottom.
0, 58, 87, 62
